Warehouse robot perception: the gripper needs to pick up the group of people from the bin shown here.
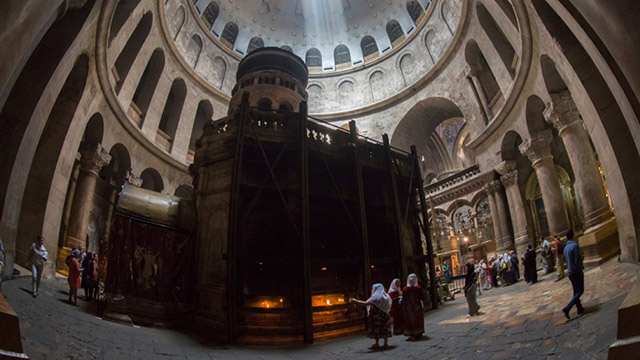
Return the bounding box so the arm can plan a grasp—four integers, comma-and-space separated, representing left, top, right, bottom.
485, 251, 520, 289
66, 247, 99, 305
351, 273, 425, 350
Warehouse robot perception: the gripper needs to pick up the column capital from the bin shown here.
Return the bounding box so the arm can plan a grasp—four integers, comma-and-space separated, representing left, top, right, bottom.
544, 95, 582, 133
489, 180, 503, 192
494, 160, 516, 176
518, 130, 553, 167
80, 143, 111, 175
464, 64, 477, 78
125, 169, 144, 187
500, 170, 519, 188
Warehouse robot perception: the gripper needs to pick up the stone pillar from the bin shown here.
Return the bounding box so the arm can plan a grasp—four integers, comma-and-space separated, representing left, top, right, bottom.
500, 170, 530, 272
545, 94, 618, 265
483, 184, 503, 254
519, 130, 570, 237
465, 65, 493, 119
492, 180, 514, 252
65, 143, 111, 250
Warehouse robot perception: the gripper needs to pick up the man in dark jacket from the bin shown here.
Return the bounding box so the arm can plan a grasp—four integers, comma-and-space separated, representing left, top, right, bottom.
562, 230, 584, 319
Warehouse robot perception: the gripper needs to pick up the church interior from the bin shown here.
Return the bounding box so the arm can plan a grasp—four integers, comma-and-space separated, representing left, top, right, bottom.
1, 0, 639, 358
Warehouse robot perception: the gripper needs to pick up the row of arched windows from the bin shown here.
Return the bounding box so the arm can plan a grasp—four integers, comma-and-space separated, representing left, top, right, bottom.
194, 0, 429, 70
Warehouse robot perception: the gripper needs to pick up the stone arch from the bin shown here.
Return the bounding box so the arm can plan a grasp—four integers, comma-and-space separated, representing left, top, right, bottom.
220, 22, 239, 49
360, 36, 379, 63
190, 100, 213, 151
113, 11, 153, 94
338, 80, 356, 110
476, 2, 516, 78
188, 34, 204, 68
15, 54, 90, 266
386, 20, 405, 47
140, 168, 164, 193
169, 6, 186, 40
201, 2, 219, 29
131, 48, 165, 127
83, 113, 104, 145
100, 143, 131, 189
406, 0, 424, 24
540, 55, 568, 95
441, 0, 457, 35
447, 199, 474, 217
399, 53, 418, 86
109, 0, 142, 45
277, 101, 294, 113
424, 30, 437, 64
391, 97, 465, 176
495, 0, 518, 28
157, 79, 187, 152
247, 37, 264, 54
305, 48, 322, 70
257, 98, 273, 111
175, 185, 194, 199
306, 84, 324, 111
210, 56, 226, 89
525, 95, 549, 134
465, 39, 502, 117
334, 45, 351, 71
500, 130, 523, 162
369, 70, 385, 102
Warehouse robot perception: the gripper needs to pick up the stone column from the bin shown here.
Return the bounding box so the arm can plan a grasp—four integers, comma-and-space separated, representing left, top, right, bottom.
483, 184, 502, 253
500, 170, 530, 270
65, 143, 111, 250
545, 93, 618, 265
519, 130, 570, 237
492, 180, 514, 252
465, 65, 493, 119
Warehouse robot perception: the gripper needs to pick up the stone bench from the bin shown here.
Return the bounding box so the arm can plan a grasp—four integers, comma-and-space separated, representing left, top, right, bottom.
609, 280, 640, 359
0, 293, 28, 359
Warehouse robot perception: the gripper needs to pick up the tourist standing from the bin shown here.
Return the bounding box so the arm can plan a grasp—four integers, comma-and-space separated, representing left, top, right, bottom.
351, 283, 392, 350
562, 230, 584, 319
442, 261, 451, 284
402, 273, 424, 341
68, 249, 82, 306
388, 278, 403, 335
479, 260, 488, 291
26, 235, 48, 297
552, 235, 565, 281
90, 254, 100, 300
464, 263, 480, 316
509, 250, 520, 282
523, 245, 538, 284
81, 252, 95, 301
489, 257, 498, 288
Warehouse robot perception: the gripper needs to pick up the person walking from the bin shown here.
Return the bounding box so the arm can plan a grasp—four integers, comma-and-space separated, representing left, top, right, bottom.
552, 235, 565, 281
68, 249, 82, 306
402, 273, 424, 341
81, 252, 96, 301
26, 235, 48, 297
464, 263, 480, 316
351, 283, 392, 350
388, 278, 403, 335
562, 230, 584, 319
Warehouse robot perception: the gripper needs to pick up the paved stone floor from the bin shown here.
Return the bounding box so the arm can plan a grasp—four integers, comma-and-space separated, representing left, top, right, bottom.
2, 259, 638, 359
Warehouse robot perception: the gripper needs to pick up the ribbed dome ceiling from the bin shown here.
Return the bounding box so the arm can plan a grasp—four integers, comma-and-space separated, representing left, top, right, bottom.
194, 0, 433, 73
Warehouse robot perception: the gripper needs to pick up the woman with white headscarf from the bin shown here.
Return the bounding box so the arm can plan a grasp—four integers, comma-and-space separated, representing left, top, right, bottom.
351, 283, 392, 350
402, 273, 424, 340
388, 278, 403, 335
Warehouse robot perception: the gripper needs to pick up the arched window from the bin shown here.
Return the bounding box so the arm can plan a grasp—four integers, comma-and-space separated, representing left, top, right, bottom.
278, 102, 293, 113
305, 48, 322, 69
169, 6, 185, 40
140, 168, 164, 193
157, 79, 187, 152
476, 2, 516, 78
188, 34, 204, 68
113, 12, 152, 94
201, 2, 219, 28
247, 37, 264, 54
386, 20, 405, 47
190, 100, 213, 152
465, 40, 502, 120
360, 36, 379, 62
131, 49, 164, 126
406, 0, 424, 24
220, 22, 238, 49
109, 0, 142, 45
334, 45, 351, 71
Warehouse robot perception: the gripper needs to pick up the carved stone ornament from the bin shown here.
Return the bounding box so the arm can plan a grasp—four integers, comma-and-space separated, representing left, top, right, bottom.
500, 170, 518, 188
125, 169, 144, 187
80, 143, 112, 174
518, 129, 553, 166
544, 92, 582, 132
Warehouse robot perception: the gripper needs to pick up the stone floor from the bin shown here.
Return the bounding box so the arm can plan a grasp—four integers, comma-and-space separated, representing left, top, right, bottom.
2, 259, 638, 360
